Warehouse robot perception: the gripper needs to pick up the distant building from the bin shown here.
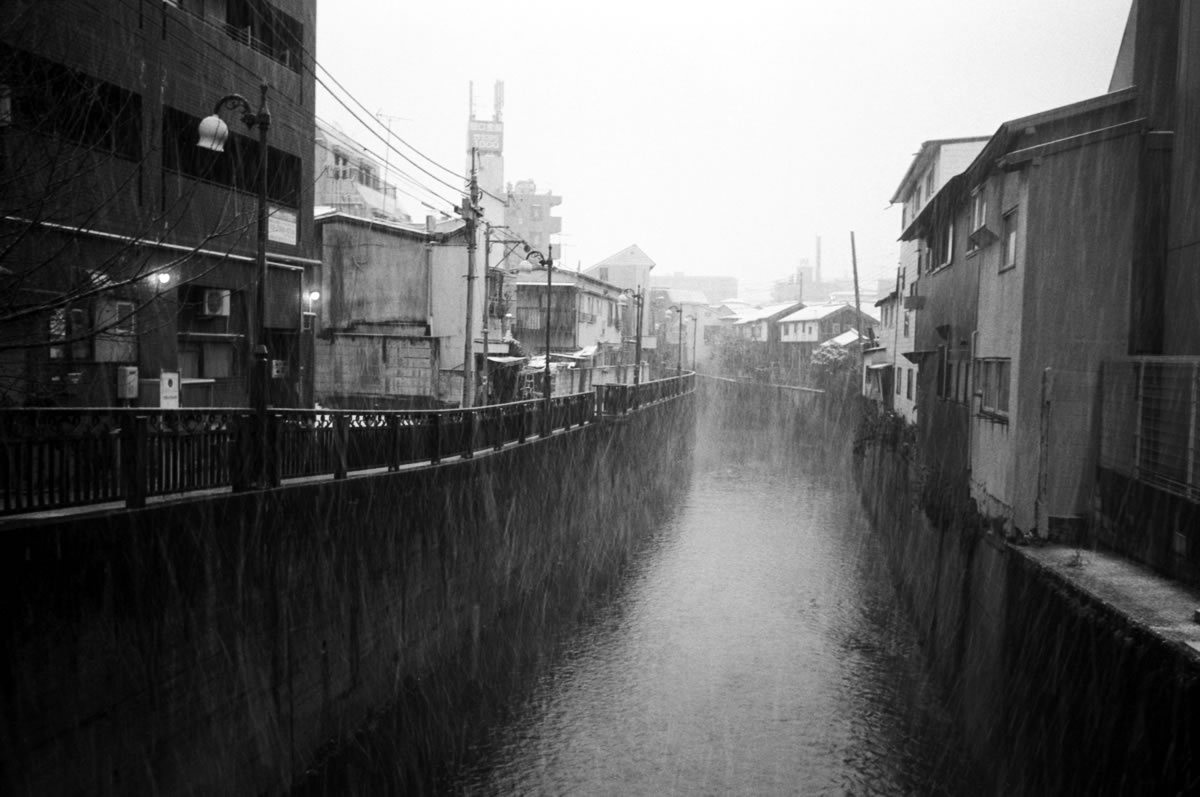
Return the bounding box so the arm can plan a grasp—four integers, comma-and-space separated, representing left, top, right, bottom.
650, 272, 739, 305
504, 180, 562, 257
314, 120, 407, 222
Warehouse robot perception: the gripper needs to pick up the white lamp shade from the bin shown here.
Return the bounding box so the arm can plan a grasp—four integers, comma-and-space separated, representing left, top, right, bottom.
197, 114, 230, 152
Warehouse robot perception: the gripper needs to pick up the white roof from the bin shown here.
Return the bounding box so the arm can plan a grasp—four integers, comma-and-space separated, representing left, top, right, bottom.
779, 303, 856, 324
822, 329, 862, 347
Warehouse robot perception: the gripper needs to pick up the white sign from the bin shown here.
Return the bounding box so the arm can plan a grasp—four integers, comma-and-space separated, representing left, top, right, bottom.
268, 206, 297, 245
160, 371, 179, 409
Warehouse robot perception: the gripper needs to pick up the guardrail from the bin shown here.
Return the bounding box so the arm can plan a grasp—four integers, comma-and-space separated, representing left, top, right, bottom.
0, 374, 693, 516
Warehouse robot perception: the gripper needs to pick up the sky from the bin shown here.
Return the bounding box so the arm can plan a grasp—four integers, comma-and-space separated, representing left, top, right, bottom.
316, 0, 1132, 298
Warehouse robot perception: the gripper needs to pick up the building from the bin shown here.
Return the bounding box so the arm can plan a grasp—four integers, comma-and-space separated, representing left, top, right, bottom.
901, 0, 1174, 538
866, 290, 899, 407
508, 264, 625, 361
0, 1, 318, 408
584, 244, 658, 365
649, 272, 739, 306
314, 120, 406, 222
504, 180, 562, 258
777, 303, 878, 385
888, 136, 989, 424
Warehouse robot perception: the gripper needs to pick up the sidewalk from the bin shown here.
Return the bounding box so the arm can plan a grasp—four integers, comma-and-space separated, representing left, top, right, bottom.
1020, 543, 1200, 658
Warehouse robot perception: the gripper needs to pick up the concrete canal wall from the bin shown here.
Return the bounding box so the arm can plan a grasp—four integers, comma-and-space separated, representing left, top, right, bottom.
855, 441, 1200, 795
1, 394, 695, 796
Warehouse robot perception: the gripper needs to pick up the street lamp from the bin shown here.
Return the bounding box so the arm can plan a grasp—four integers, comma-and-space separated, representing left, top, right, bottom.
198, 82, 271, 488
523, 245, 553, 435
667, 304, 684, 375
689, 314, 698, 372
621, 288, 644, 387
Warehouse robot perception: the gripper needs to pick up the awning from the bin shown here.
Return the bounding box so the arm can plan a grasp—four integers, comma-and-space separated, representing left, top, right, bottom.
902, 349, 935, 364
486, 355, 525, 365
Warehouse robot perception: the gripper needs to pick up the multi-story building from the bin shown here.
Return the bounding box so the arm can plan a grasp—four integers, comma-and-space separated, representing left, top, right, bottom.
901, 0, 1176, 539
888, 137, 989, 424
584, 244, 658, 365
508, 265, 625, 362
0, 1, 318, 408
504, 180, 562, 258
777, 303, 877, 384
314, 120, 406, 222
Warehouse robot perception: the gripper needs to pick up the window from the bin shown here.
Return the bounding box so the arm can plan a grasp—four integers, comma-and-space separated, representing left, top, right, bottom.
1001, 210, 1018, 271
976, 358, 1011, 417
906, 368, 913, 400
218, 0, 304, 73
179, 342, 236, 379
970, 190, 987, 232
896, 368, 902, 395
929, 221, 954, 272
1, 45, 142, 160
902, 311, 910, 337
332, 149, 352, 179
163, 106, 301, 207
924, 169, 935, 202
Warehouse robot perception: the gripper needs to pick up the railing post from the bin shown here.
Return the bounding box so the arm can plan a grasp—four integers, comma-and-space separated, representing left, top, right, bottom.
431, 412, 442, 465
518, 402, 527, 444
464, 410, 476, 459
388, 415, 400, 471
494, 407, 504, 452
333, 414, 348, 480
122, 414, 147, 509
268, 411, 281, 487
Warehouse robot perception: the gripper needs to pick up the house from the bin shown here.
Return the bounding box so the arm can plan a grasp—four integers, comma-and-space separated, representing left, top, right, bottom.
724, 302, 804, 380
777, 303, 877, 384
508, 264, 626, 363
0, 1, 318, 409
584, 244, 658, 366
902, 0, 1174, 538
888, 137, 990, 425
865, 290, 899, 407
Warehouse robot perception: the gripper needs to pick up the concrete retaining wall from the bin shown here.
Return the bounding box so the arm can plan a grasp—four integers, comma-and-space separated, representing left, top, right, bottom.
856, 442, 1200, 795
1, 394, 695, 795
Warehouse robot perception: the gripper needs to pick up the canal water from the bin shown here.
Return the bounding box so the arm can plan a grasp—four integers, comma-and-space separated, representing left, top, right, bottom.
447, 423, 974, 795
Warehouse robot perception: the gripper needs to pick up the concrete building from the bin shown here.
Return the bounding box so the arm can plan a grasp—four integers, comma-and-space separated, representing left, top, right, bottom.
314, 120, 406, 222
0, 0, 319, 408
584, 244, 658, 364
504, 180, 562, 258
311, 211, 472, 408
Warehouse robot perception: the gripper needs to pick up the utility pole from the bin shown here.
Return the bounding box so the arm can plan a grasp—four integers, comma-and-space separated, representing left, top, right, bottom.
851, 231, 864, 391
482, 223, 493, 405
461, 149, 480, 408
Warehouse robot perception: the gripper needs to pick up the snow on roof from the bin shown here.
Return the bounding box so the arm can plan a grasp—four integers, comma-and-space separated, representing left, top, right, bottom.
822, 329, 862, 347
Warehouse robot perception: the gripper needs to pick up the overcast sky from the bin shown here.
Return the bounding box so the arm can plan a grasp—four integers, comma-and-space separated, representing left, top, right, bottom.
316, 0, 1132, 296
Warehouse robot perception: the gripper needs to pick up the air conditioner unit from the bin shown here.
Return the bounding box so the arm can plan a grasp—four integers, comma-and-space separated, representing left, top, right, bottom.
201, 289, 231, 317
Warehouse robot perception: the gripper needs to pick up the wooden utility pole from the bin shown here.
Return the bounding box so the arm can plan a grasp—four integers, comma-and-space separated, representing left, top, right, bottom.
461, 149, 479, 408
851, 231, 864, 391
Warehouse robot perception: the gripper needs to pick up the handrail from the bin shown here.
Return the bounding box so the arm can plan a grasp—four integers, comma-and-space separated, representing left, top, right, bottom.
0, 374, 694, 516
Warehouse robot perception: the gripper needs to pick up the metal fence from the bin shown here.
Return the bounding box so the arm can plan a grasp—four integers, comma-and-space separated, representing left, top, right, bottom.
0, 374, 693, 516
1100, 358, 1200, 500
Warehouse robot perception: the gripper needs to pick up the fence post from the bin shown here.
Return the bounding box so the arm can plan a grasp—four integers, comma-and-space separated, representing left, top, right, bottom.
463, 410, 476, 459
388, 415, 400, 471
334, 414, 348, 480
494, 407, 504, 452
122, 415, 147, 509
518, 402, 527, 444
431, 412, 442, 465
268, 412, 281, 487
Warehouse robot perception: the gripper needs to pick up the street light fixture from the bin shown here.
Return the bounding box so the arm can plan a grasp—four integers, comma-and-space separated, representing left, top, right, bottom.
198, 82, 271, 488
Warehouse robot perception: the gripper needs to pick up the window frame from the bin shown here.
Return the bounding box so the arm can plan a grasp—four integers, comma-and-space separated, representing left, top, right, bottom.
975, 357, 1011, 420
1000, 208, 1019, 272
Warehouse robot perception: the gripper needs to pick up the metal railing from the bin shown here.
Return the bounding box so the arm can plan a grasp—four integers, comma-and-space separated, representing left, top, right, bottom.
1100, 358, 1200, 501
0, 375, 693, 516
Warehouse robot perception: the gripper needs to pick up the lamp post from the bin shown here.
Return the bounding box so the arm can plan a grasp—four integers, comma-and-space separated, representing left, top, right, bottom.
667, 304, 684, 375
689, 314, 698, 372
198, 82, 271, 488
621, 288, 644, 387
523, 246, 553, 435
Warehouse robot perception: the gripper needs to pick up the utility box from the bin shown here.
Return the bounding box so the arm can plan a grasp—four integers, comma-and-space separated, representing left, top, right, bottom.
116, 365, 139, 399
271, 359, 288, 379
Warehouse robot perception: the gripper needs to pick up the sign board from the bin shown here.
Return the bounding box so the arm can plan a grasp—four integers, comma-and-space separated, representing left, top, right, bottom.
468, 119, 503, 153
160, 371, 179, 409
268, 206, 297, 245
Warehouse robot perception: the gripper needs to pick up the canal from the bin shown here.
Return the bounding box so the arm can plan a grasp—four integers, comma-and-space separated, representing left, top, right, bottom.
445, 418, 976, 795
